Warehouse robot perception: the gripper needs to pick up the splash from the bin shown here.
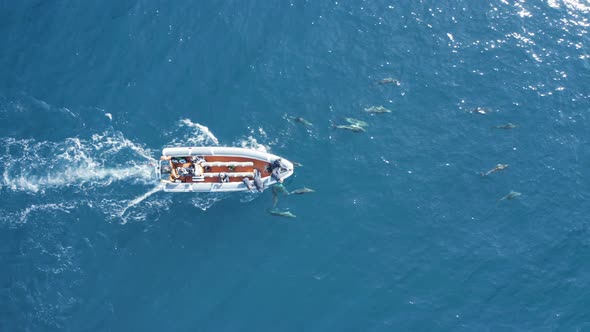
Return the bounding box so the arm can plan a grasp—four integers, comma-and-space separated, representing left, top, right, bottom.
237, 135, 271, 153
548, 0, 590, 12
190, 193, 229, 211
18, 202, 75, 225
167, 118, 220, 146
0, 118, 274, 223
4, 166, 152, 193
0, 133, 155, 193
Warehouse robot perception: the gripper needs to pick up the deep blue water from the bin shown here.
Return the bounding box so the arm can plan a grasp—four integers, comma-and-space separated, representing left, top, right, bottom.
1, 0, 590, 331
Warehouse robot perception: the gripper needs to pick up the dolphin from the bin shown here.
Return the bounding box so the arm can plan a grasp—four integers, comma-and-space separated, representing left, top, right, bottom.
499, 190, 522, 201
284, 113, 313, 126
345, 117, 368, 127
334, 124, 365, 132
481, 164, 509, 176
493, 123, 517, 129
364, 106, 392, 114
292, 117, 313, 126
375, 77, 400, 86
292, 161, 303, 167
290, 187, 315, 195
267, 209, 296, 218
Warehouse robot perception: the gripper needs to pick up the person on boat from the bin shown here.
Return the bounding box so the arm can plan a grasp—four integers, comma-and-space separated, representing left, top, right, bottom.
219, 172, 230, 183
193, 160, 204, 176
271, 167, 284, 183
177, 167, 189, 177
170, 167, 180, 182
269, 158, 289, 183
253, 168, 264, 192
271, 158, 283, 170
193, 156, 206, 165
242, 177, 254, 191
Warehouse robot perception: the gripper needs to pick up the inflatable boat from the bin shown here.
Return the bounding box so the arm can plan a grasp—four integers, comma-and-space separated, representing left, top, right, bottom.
155, 147, 294, 193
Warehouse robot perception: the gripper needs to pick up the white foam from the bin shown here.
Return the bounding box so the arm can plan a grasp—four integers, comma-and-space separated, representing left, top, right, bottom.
5, 202, 76, 225
1, 131, 155, 193
5, 166, 153, 193
174, 118, 220, 146
190, 193, 228, 211
238, 136, 270, 153
119, 185, 163, 223
562, 0, 590, 12
0, 120, 266, 223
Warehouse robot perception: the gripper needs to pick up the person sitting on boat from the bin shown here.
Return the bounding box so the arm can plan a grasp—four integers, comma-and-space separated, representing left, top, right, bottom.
269, 158, 288, 183
170, 157, 186, 164
177, 167, 189, 177
170, 167, 180, 182
253, 168, 264, 192
242, 177, 254, 191
271, 158, 283, 169
271, 167, 284, 183
193, 156, 206, 165
193, 162, 204, 176
219, 172, 230, 183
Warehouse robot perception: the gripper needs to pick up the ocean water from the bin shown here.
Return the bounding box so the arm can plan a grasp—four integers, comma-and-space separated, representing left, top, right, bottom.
1, 0, 590, 331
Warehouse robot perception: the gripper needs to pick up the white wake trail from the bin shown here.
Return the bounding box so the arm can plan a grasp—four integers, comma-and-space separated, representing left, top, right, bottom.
118, 185, 164, 223
5, 166, 153, 193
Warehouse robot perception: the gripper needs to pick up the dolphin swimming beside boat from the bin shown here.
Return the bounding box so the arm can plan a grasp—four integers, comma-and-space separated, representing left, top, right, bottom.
333, 117, 368, 133
290, 187, 315, 195
375, 77, 400, 86
345, 117, 368, 127
493, 123, 517, 129
267, 209, 296, 218
292, 117, 313, 126
334, 124, 365, 132
364, 106, 392, 114
499, 190, 521, 201
284, 113, 313, 126
480, 164, 509, 177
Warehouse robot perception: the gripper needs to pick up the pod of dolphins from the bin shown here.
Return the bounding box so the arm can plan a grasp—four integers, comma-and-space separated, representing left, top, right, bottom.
468, 107, 521, 201
267, 183, 315, 218
271, 76, 521, 219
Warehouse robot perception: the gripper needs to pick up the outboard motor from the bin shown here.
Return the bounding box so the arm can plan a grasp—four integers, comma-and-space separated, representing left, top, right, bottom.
242, 177, 254, 191
253, 168, 264, 192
